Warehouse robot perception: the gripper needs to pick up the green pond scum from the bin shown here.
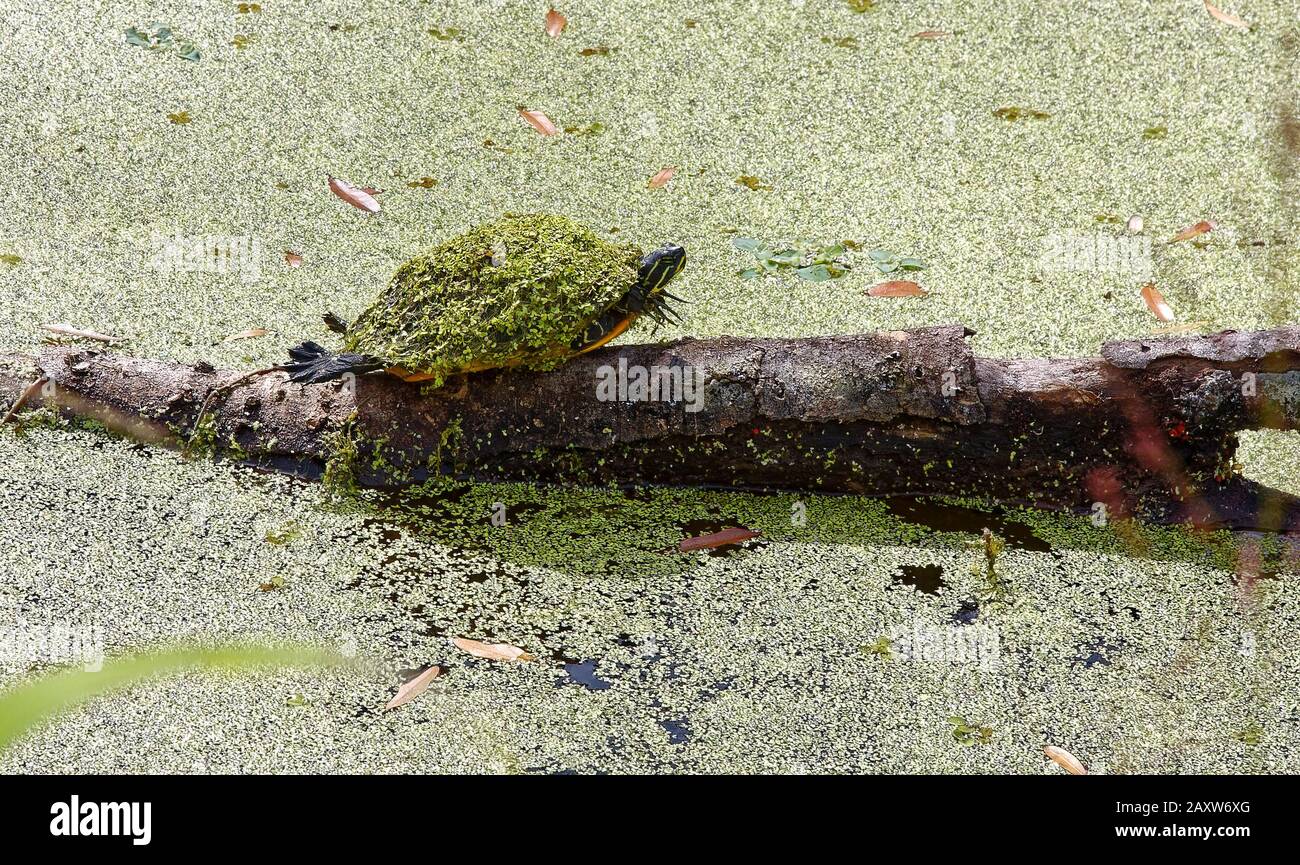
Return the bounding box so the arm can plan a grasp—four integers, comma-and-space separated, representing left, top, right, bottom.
0, 0, 1299, 778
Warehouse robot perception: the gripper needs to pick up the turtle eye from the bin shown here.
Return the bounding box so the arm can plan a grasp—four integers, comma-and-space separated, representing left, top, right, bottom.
637, 244, 686, 295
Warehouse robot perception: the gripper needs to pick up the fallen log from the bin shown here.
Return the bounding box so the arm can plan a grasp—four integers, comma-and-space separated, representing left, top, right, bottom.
3, 325, 1300, 530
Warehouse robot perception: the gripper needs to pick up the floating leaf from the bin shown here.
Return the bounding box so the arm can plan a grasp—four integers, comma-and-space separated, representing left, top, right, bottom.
1142, 125, 1168, 139
736, 175, 770, 191
563, 122, 605, 137
231, 34, 253, 50
1044, 745, 1088, 775
993, 106, 1050, 121
257, 574, 286, 592
0, 253, 22, 268
327, 175, 381, 214
1169, 219, 1214, 243
679, 527, 761, 552
406, 176, 438, 188
223, 327, 268, 343
1139, 282, 1175, 322
236, 3, 262, 13
797, 264, 834, 282
845, 0, 876, 12
912, 30, 949, 39
732, 237, 763, 252
452, 637, 536, 662
1204, 0, 1248, 29
384, 665, 443, 711
41, 323, 123, 343
868, 280, 927, 297
648, 166, 677, 189
284, 250, 304, 268
428, 27, 462, 41
821, 35, 859, 50
579, 45, 612, 56
545, 9, 567, 38
518, 106, 558, 136
167, 111, 191, 124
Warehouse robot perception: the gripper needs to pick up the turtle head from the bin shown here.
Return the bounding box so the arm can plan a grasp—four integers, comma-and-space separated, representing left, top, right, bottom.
632, 244, 687, 327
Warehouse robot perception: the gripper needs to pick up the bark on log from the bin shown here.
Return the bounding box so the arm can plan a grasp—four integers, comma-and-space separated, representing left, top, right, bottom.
3, 325, 1300, 530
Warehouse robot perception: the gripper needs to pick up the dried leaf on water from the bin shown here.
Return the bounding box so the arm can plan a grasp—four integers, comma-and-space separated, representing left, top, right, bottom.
679, 527, 761, 552
1044, 745, 1088, 775
1204, 1, 1248, 30
1140, 282, 1176, 322
384, 665, 443, 711
867, 280, 927, 297
545, 9, 567, 38
648, 166, 677, 189
1169, 219, 1214, 243
451, 637, 537, 662
41, 323, 123, 343
327, 175, 381, 214
912, 30, 949, 39
284, 250, 304, 268
518, 106, 558, 136
223, 327, 268, 342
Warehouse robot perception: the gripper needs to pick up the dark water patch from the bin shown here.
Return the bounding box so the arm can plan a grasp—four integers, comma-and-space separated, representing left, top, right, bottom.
659, 718, 690, 744
892, 564, 946, 595
884, 497, 1053, 551
561, 660, 612, 691
1073, 637, 1120, 669
953, 600, 980, 625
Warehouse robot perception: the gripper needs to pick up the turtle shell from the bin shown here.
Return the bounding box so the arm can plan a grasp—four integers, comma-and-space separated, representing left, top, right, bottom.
345, 213, 641, 385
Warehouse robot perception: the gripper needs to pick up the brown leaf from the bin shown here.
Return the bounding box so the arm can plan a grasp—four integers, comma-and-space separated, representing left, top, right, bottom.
223, 327, 268, 343
1168, 219, 1214, 243
327, 175, 381, 214
1204, 0, 1248, 29
679, 527, 761, 552
518, 106, 558, 136
1140, 282, 1176, 322
912, 30, 949, 39
1044, 745, 1088, 775
384, 665, 442, 711
648, 166, 677, 189
451, 637, 537, 662
41, 323, 123, 343
284, 250, 304, 268
545, 9, 567, 38
867, 280, 927, 297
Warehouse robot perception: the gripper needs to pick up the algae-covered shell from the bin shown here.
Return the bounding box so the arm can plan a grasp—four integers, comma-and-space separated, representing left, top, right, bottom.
345, 213, 641, 385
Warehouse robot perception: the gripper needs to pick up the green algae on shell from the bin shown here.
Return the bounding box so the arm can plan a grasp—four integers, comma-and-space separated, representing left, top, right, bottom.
344, 213, 642, 386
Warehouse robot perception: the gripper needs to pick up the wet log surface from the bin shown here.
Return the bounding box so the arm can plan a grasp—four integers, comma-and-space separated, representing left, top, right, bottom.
3, 324, 1299, 530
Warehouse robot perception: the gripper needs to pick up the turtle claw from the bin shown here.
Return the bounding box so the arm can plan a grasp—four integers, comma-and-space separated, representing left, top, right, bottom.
280, 341, 383, 384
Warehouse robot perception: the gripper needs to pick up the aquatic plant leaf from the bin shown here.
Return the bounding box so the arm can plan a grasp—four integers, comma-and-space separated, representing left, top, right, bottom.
1044, 745, 1088, 775
518, 107, 558, 136
384, 665, 443, 711
797, 264, 834, 282
993, 106, 1051, 121
284, 250, 304, 268
1204, 0, 1248, 29
545, 9, 567, 38
845, 0, 875, 11
1142, 125, 1167, 139
327, 175, 381, 214
912, 30, 949, 39
648, 166, 677, 189
732, 237, 763, 252
1169, 219, 1214, 243
0, 643, 343, 753
452, 637, 536, 662
867, 280, 926, 297
736, 175, 770, 190
406, 176, 438, 188
41, 323, 123, 343
1140, 282, 1175, 322
679, 527, 761, 551
579, 46, 612, 56
167, 111, 191, 124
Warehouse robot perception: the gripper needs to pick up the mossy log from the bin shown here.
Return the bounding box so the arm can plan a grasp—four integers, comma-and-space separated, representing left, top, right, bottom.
3, 325, 1300, 530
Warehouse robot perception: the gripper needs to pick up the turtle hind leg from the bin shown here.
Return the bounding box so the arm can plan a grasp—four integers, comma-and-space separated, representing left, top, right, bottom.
280, 341, 384, 384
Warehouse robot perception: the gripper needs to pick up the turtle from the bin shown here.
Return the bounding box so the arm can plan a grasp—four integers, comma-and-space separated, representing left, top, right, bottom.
281, 213, 686, 388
